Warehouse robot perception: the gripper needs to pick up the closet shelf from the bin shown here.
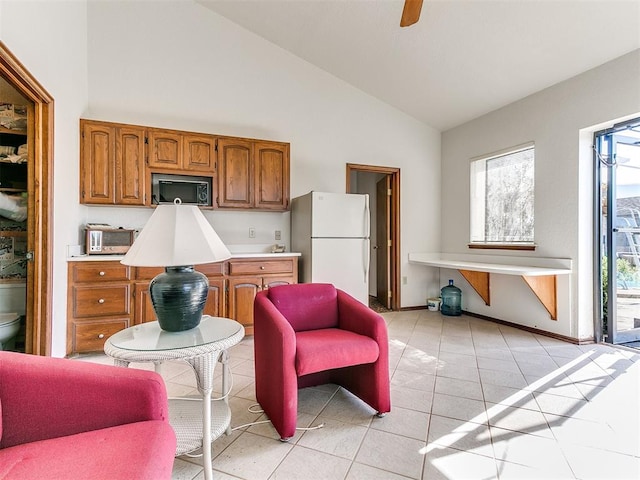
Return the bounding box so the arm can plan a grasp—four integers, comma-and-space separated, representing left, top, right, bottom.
0, 126, 26, 136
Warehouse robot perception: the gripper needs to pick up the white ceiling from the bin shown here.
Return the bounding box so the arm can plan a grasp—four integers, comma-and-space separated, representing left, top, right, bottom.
197, 0, 640, 131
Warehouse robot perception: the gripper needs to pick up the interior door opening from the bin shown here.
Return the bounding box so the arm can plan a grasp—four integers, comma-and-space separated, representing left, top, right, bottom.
595, 116, 640, 346
0, 42, 53, 356
346, 163, 400, 311
0, 78, 30, 353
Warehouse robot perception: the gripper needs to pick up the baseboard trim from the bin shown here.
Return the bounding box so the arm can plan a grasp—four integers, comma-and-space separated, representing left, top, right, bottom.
463, 310, 594, 345
399, 305, 594, 345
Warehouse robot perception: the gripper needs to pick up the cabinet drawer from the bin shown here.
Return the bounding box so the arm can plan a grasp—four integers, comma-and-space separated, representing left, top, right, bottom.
74, 318, 130, 353
134, 262, 224, 280
73, 284, 130, 317
196, 262, 225, 276
228, 259, 294, 275
71, 262, 130, 283
134, 266, 165, 280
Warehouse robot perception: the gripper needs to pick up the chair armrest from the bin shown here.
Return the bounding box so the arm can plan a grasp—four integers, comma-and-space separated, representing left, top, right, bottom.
0, 351, 169, 448
337, 289, 388, 345
253, 290, 300, 438
254, 291, 296, 361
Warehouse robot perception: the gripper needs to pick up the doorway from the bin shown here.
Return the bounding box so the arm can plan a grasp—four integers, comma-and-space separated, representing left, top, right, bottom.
0, 42, 53, 355
346, 163, 400, 311
596, 116, 640, 345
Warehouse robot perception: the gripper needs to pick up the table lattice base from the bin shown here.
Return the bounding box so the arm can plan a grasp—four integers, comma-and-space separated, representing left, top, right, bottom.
169, 398, 232, 456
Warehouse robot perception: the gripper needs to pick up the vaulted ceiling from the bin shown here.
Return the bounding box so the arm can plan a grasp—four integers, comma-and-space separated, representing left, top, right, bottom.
198, 0, 640, 131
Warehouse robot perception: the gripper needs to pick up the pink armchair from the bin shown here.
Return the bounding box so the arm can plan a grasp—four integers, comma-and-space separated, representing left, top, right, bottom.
0, 351, 176, 480
254, 283, 391, 440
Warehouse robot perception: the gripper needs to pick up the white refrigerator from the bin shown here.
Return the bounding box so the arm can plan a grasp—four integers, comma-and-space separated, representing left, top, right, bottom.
291, 191, 370, 304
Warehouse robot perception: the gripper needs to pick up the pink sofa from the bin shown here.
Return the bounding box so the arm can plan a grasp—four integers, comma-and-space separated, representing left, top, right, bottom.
0, 351, 176, 480
254, 283, 391, 440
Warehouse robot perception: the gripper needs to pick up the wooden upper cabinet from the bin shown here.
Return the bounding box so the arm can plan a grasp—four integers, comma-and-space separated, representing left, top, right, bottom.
80, 119, 146, 206
148, 128, 216, 174
184, 133, 216, 173
148, 129, 182, 170
115, 126, 146, 205
80, 119, 289, 210
217, 137, 290, 211
217, 137, 254, 209
80, 121, 114, 204
254, 141, 290, 210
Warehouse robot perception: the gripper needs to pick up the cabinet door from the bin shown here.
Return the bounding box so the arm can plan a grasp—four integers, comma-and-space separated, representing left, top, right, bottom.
184, 134, 216, 173
115, 126, 147, 205
254, 141, 290, 211
148, 129, 182, 169
227, 276, 261, 334
204, 277, 225, 317
80, 121, 114, 204
134, 282, 157, 324
217, 137, 253, 208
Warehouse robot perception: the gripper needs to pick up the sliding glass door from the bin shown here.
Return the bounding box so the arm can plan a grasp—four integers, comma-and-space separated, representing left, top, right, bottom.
597, 118, 640, 344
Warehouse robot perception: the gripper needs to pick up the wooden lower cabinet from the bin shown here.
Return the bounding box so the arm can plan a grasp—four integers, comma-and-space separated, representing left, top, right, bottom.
205, 277, 226, 317
66, 261, 132, 355
74, 318, 130, 353
227, 277, 261, 335
133, 282, 156, 325
67, 257, 297, 354
226, 258, 298, 335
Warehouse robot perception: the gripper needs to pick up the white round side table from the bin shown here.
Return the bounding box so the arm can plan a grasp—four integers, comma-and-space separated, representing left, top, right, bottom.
104, 315, 244, 480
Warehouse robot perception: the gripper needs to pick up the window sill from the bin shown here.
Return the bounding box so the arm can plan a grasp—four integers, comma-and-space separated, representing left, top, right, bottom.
468, 243, 536, 251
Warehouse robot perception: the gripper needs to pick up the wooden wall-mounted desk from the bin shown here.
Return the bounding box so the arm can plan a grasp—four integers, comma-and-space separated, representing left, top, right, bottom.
408, 253, 572, 320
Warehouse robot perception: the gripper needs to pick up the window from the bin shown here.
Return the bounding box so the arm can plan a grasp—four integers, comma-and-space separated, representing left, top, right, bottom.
470, 144, 535, 246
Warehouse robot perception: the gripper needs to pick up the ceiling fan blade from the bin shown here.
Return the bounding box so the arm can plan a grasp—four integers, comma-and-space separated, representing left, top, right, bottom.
400, 0, 423, 27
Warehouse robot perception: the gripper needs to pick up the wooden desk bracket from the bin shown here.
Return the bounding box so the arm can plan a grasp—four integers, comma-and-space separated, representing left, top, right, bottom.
521, 275, 557, 320
458, 269, 558, 320
459, 270, 490, 305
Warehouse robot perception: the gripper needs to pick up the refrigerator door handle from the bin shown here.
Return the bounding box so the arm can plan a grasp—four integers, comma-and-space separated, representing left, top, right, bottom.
363, 238, 370, 283
364, 199, 370, 239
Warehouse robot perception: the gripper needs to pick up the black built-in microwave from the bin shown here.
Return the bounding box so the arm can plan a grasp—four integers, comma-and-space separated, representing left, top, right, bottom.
151, 173, 212, 206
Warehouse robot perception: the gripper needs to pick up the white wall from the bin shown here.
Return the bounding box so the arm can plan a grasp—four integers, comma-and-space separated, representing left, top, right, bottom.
3, 0, 634, 352
441, 50, 640, 341
0, 0, 88, 356
0, 0, 439, 356
85, 1, 440, 309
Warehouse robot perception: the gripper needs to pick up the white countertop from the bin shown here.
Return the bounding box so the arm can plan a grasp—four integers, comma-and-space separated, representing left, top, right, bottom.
68, 252, 300, 262
408, 253, 572, 276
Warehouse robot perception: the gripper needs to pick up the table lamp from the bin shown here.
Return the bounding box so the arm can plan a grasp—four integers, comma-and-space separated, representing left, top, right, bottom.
121, 200, 231, 332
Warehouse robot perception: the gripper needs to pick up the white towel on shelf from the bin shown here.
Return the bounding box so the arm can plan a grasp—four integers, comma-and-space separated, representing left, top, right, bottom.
0, 192, 26, 222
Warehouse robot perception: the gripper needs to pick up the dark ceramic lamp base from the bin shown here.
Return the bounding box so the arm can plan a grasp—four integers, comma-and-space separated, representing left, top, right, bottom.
150, 266, 209, 332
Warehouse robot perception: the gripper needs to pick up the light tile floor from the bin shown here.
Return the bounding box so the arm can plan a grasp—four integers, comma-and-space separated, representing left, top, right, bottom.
80, 310, 640, 479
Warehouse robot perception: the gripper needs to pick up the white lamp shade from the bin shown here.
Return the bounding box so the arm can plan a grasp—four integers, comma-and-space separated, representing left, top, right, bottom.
121, 203, 231, 267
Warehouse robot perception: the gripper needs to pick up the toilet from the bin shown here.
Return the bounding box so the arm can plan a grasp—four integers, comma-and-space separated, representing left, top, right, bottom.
0, 281, 26, 351
0, 312, 21, 350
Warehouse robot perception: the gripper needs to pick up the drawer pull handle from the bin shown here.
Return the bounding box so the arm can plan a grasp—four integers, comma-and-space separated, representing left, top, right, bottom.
260, 266, 265, 270
99, 271, 105, 276
98, 333, 105, 339
98, 299, 105, 304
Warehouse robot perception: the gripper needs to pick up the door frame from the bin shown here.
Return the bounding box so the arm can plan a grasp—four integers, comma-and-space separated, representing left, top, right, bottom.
376, 175, 391, 308
595, 117, 640, 345
0, 42, 53, 355
346, 163, 400, 310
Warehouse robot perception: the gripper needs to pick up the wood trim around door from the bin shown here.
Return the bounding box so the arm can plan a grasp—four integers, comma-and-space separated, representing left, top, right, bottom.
346, 163, 401, 310
0, 41, 54, 356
